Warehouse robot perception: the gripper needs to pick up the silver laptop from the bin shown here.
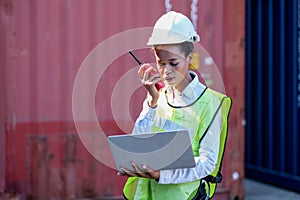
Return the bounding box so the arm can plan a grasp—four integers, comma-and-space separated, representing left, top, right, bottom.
108, 130, 196, 173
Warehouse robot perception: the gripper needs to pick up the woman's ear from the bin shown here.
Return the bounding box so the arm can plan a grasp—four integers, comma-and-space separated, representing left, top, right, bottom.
187, 53, 193, 63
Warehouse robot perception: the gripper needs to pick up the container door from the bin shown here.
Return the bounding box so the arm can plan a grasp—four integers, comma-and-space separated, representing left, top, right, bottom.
245, 0, 300, 192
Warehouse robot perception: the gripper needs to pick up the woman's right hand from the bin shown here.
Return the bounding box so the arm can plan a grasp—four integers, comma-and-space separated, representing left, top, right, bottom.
138, 63, 162, 107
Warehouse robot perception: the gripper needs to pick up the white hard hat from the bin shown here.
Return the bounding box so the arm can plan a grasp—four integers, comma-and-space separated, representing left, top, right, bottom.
147, 11, 200, 45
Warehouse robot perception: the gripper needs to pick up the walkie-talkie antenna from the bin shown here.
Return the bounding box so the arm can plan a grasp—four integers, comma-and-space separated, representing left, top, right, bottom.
129, 50, 143, 65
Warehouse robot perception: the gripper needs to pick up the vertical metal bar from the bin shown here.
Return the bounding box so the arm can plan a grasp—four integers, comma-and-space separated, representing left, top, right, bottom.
0, 112, 5, 192
256, 0, 263, 165
279, 0, 286, 172
291, 0, 298, 175
0, 2, 7, 190
245, 0, 252, 164
29, 0, 38, 122
297, 0, 300, 176
267, 0, 274, 169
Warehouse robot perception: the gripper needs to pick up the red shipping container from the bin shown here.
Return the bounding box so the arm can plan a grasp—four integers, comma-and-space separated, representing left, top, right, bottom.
0, 0, 245, 199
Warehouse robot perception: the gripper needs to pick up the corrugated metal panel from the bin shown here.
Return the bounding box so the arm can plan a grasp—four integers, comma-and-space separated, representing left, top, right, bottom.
0, 0, 245, 199
0, 7, 6, 190
246, 0, 300, 192
223, 1, 246, 199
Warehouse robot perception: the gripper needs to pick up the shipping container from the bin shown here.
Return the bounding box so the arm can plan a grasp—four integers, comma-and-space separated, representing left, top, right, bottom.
245, 0, 300, 193
0, 0, 245, 199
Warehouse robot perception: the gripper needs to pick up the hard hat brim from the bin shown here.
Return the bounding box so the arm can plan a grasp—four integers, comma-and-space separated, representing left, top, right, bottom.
147, 28, 200, 45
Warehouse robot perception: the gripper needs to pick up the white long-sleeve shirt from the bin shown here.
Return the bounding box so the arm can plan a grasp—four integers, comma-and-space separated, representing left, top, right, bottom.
133, 71, 221, 184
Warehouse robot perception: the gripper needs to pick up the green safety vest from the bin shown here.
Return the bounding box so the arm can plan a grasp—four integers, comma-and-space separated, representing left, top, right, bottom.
123, 88, 232, 200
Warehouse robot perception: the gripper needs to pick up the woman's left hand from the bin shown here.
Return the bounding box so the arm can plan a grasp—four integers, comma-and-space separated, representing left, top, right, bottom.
118, 162, 160, 180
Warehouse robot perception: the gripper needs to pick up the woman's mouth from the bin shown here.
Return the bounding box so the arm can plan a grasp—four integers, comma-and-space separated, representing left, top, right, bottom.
165, 77, 175, 82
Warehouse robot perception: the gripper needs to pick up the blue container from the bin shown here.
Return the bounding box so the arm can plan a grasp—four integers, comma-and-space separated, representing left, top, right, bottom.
245, 0, 300, 192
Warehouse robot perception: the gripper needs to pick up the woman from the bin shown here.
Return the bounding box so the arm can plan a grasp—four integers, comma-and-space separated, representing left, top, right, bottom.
120, 11, 232, 200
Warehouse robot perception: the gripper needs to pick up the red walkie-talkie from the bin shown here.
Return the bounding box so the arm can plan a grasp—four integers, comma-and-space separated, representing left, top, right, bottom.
129, 50, 165, 90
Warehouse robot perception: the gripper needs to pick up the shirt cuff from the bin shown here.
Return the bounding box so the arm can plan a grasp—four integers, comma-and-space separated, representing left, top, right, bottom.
141, 100, 157, 121
158, 169, 173, 184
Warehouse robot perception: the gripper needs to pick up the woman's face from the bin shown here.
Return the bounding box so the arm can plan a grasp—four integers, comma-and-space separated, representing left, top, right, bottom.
154, 44, 192, 92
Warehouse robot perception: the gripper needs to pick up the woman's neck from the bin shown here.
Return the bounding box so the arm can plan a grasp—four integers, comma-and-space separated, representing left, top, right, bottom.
174, 72, 193, 92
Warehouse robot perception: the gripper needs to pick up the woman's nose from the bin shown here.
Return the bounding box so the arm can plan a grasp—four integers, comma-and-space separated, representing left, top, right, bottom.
164, 64, 173, 74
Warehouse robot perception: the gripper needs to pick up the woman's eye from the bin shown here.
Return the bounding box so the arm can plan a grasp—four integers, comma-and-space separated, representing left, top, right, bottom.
170, 62, 178, 67
157, 62, 178, 67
